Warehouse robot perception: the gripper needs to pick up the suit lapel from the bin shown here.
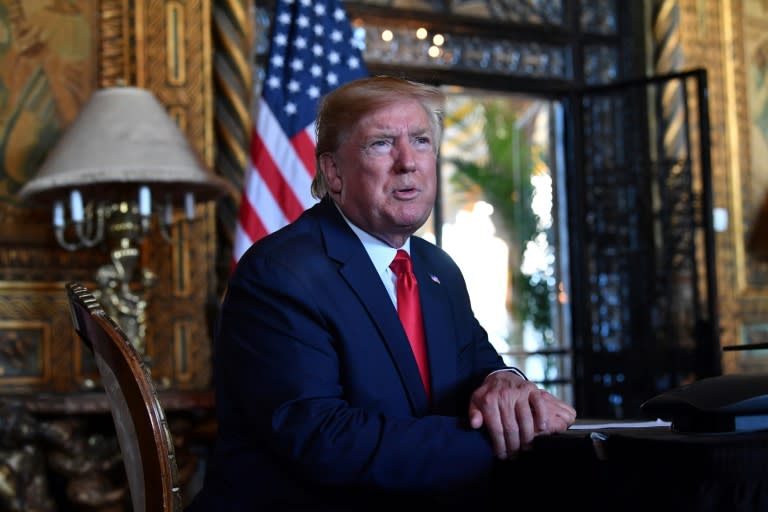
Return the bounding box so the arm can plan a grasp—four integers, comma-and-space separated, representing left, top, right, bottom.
317, 201, 430, 414
410, 248, 456, 411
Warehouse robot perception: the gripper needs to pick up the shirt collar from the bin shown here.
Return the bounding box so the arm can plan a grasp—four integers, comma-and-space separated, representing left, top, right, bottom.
334, 203, 410, 274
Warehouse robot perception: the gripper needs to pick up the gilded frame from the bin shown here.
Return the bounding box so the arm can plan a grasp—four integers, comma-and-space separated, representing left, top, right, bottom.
730, 0, 768, 292
714, 0, 768, 369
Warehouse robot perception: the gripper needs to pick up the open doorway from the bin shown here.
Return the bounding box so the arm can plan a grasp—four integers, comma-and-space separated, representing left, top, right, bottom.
417, 88, 573, 403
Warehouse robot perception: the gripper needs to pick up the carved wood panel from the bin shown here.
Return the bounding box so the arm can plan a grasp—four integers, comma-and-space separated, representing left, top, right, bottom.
0, 0, 218, 394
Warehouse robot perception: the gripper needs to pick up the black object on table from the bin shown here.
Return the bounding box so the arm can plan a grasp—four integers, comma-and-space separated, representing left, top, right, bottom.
496, 421, 768, 512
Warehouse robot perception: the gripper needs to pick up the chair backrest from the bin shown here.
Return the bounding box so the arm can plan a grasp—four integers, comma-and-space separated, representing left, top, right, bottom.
66, 281, 182, 512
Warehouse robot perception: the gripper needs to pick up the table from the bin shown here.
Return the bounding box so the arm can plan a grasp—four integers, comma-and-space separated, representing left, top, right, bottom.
498, 420, 768, 511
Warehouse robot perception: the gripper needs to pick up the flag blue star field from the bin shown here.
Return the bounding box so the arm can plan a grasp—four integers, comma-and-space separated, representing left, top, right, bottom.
233, 0, 368, 264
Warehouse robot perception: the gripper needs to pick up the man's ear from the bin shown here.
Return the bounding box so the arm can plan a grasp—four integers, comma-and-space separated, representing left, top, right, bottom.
318, 153, 342, 193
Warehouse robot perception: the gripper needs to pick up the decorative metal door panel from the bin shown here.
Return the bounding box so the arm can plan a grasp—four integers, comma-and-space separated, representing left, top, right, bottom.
570, 69, 721, 418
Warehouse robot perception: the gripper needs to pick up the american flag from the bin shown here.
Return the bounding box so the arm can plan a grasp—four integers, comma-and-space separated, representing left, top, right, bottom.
232, 0, 368, 264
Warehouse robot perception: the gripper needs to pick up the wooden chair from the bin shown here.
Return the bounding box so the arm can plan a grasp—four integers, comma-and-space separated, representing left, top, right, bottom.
66, 281, 182, 512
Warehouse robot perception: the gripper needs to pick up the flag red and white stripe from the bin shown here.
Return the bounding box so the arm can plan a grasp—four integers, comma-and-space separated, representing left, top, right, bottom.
233, 0, 368, 265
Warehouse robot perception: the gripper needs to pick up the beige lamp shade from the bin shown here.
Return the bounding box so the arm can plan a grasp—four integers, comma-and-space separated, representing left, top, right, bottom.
18, 86, 229, 204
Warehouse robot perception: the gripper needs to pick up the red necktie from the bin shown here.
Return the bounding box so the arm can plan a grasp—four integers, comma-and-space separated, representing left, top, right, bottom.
390, 250, 430, 398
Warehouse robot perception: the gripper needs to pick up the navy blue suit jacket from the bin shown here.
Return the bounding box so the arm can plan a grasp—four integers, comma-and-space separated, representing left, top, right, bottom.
188, 197, 510, 510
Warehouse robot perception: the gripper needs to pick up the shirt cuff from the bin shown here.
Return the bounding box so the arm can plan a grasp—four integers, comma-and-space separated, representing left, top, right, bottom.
487, 367, 527, 381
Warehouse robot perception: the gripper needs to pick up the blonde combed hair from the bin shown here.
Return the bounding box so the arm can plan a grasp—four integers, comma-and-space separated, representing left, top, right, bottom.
311, 76, 445, 199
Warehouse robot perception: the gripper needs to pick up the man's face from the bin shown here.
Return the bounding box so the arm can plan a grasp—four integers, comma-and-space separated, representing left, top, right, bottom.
320, 98, 437, 248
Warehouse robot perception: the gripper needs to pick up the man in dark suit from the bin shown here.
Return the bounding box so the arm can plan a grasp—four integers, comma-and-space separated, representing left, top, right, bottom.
187, 76, 576, 511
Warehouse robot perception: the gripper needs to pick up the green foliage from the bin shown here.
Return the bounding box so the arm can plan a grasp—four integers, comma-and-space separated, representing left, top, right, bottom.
513, 268, 555, 343
446, 99, 553, 336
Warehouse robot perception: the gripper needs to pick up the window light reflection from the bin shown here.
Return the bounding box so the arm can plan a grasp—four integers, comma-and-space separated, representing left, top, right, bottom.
442, 201, 510, 353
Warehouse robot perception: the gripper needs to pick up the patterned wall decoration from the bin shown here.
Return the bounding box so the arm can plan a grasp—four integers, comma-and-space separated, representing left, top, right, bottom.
727, 0, 768, 370
0, 0, 225, 394
740, 0, 768, 290
672, 0, 768, 372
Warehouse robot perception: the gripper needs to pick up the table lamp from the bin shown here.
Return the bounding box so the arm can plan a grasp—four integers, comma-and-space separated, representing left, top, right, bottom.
17, 86, 229, 357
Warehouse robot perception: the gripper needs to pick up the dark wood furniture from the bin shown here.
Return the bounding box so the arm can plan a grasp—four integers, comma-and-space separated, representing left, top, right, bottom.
0, 389, 214, 511
66, 281, 183, 512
